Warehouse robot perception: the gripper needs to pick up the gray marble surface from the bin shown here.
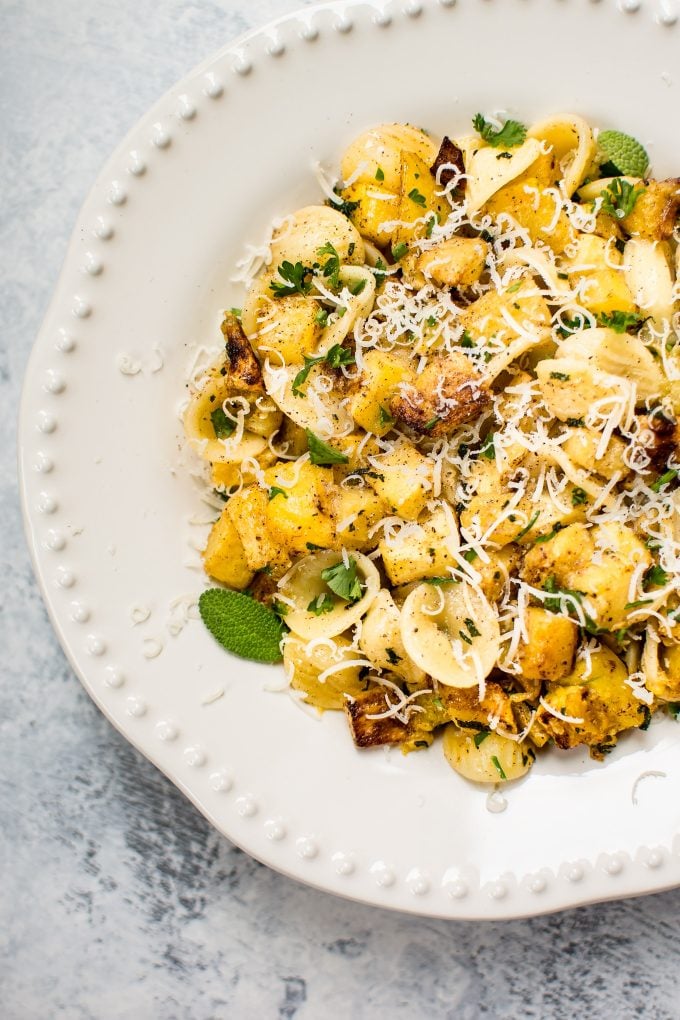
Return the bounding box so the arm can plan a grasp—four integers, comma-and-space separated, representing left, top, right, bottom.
3, 1, 680, 1017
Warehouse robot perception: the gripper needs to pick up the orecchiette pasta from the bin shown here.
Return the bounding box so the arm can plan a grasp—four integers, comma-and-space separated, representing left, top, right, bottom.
188, 111, 680, 785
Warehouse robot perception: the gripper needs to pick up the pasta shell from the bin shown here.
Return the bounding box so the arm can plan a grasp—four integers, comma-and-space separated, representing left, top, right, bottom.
400, 582, 500, 688
263, 361, 353, 437
340, 123, 438, 192
442, 726, 533, 784
359, 589, 425, 685
183, 369, 267, 463
279, 550, 380, 640
456, 135, 544, 212
624, 238, 675, 323
270, 205, 365, 266
528, 114, 596, 196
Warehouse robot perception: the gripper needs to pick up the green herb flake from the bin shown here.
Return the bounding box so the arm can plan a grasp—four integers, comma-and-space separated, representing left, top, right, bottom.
479, 433, 496, 460
317, 241, 341, 290
198, 589, 285, 663
306, 429, 349, 466
567, 417, 585, 428
601, 177, 642, 219
320, 556, 363, 602
375, 167, 385, 182
462, 549, 479, 563
268, 486, 288, 501
424, 576, 457, 586
651, 469, 678, 493
534, 523, 564, 545
408, 187, 427, 207
464, 617, 481, 638
473, 731, 490, 748
272, 599, 289, 618
598, 310, 642, 333
424, 416, 440, 431
513, 510, 540, 542
307, 593, 334, 616
386, 647, 402, 665
571, 487, 588, 507
644, 564, 669, 589
270, 260, 313, 298
315, 308, 329, 328
491, 755, 507, 780
472, 113, 527, 149
210, 406, 235, 439
506, 281, 522, 294
378, 405, 394, 428
550, 371, 571, 381
349, 278, 367, 296
625, 599, 653, 610
292, 345, 355, 397
391, 241, 409, 262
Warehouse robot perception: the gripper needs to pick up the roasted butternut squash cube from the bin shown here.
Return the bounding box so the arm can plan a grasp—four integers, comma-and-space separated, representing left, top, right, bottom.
562, 426, 629, 480
392, 151, 449, 249
226, 486, 285, 572
485, 175, 574, 255
563, 234, 636, 316
416, 237, 490, 288
459, 279, 551, 346
339, 180, 400, 247
350, 350, 411, 436
366, 442, 434, 520
379, 507, 458, 585
254, 294, 321, 364
535, 647, 646, 754
515, 607, 578, 681
620, 179, 680, 241
202, 510, 254, 589
263, 461, 336, 554
522, 521, 651, 631
333, 484, 389, 550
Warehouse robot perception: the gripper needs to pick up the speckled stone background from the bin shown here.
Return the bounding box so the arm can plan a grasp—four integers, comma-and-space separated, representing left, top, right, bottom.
3, 1, 680, 1017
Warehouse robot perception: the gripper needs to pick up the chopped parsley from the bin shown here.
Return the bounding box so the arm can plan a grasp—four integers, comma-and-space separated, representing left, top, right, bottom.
320, 557, 363, 603
473, 731, 490, 748
534, 523, 564, 545
378, 405, 394, 428
268, 487, 288, 501
644, 564, 669, 589
375, 167, 385, 182
307, 593, 334, 616
472, 113, 527, 148
391, 241, 409, 261
464, 617, 481, 638
270, 260, 313, 297
408, 187, 427, 207
550, 371, 571, 382
571, 487, 588, 507
479, 433, 496, 460
650, 469, 678, 493
210, 406, 235, 439
491, 755, 507, 780
306, 430, 349, 466
349, 278, 367, 296
317, 242, 341, 290
424, 416, 440, 431
514, 510, 540, 542
600, 177, 642, 219
598, 310, 643, 333
292, 344, 356, 397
